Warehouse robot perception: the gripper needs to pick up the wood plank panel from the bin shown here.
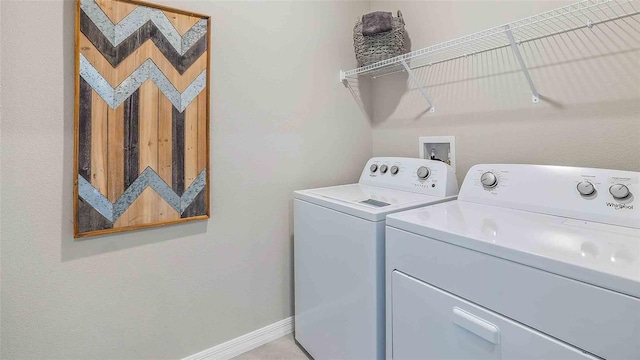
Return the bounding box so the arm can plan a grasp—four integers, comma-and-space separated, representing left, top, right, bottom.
139, 188, 159, 224
84, 23, 112, 197
181, 187, 206, 218
163, 10, 201, 36
156, 193, 181, 223
78, 78, 92, 181
138, 80, 160, 224
79, 33, 207, 92
157, 93, 173, 185
123, 90, 140, 188
171, 106, 185, 196
107, 104, 125, 202
169, 50, 207, 93
119, 90, 139, 229
79, 33, 113, 84
117, 33, 141, 192
113, 188, 180, 228
95, 0, 138, 24
155, 107, 180, 225
78, 197, 113, 233
79, 24, 114, 89
80, 11, 207, 74
114, 80, 159, 228
138, 80, 159, 173
184, 98, 198, 188
90, 90, 109, 197
196, 90, 207, 173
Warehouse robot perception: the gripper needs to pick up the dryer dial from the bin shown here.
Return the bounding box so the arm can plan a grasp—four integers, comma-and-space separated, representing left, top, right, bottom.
609, 184, 631, 200
481, 172, 498, 188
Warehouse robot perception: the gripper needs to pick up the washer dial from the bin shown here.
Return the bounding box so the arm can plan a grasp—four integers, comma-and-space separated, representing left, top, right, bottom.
576, 181, 596, 196
390, 166, 399, 175
481, 172, 498, 188
417, 166, 430, 180
609, 184, 631, 200
380, 165, 388, 174
370, 164, 378, 173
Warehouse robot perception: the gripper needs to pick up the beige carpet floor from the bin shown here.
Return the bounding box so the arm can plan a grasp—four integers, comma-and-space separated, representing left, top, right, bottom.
232, 334, 311, 360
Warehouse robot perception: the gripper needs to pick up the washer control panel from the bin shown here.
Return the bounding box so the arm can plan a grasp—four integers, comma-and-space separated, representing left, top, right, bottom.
460, 164, 639, 229
360, 157, 459, 197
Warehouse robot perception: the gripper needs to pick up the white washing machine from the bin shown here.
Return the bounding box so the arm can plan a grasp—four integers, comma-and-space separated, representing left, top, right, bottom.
385, 164, 640, 360
294, 157, 459, 360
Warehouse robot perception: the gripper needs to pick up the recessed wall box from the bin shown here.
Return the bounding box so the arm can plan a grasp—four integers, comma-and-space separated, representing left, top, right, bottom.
419, 136, 456, 173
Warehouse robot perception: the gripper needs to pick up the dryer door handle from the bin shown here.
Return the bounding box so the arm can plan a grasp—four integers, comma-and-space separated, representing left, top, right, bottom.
452, 307, 501, 344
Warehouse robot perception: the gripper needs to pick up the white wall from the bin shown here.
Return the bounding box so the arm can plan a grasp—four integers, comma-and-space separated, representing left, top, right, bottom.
369, 0, 640, 184
0, 0, 371, 358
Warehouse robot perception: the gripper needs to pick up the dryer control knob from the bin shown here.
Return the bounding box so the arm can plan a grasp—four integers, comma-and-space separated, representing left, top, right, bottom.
609, 184, 631, 200
380, 165, 388, 174
577, 181, 596, 196
417, 166, 430, 180
370, 164, 378, 173
390, 166, 399, 175
481, 172, 498, 188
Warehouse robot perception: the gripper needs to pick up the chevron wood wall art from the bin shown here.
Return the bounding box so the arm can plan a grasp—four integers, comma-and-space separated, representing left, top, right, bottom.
74, 0, 210, 238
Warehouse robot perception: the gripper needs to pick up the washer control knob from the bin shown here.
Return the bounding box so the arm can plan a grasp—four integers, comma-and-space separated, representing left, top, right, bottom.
576, 181, 596, 196
380, 165, 388, 174
609, 184, 631, 200
417, 166, 430, 180
370, 164, 378, 173
481, 172, 498, 188
390, 166, 399, 175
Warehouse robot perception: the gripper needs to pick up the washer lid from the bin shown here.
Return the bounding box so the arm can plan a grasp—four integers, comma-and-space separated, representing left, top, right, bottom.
295, 184, 456, 222
386, 201, 640, 298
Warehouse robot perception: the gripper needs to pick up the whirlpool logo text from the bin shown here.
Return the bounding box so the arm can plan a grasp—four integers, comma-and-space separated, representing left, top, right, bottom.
606, 202, 634, 210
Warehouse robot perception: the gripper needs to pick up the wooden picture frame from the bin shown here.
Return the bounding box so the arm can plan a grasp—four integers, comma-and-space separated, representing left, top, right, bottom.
74, 0, 211, 238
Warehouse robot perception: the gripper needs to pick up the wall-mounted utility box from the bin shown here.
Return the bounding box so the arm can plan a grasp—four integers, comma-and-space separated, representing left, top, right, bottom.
419, 136, 456, 173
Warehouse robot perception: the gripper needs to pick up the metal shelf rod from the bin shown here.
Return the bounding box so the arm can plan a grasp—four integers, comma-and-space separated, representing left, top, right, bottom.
400, 59, 435, 112
505, 27, 539, 103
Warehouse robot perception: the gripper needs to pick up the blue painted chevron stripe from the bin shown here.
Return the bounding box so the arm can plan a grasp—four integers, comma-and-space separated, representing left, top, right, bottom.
79, 54, 206, 112
80, 0, 207, 55
78, 167, 207, 222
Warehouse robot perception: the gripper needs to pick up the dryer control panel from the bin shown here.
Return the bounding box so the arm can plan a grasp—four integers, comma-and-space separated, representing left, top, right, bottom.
459, 164, 639, 229
359, 157, 458, 197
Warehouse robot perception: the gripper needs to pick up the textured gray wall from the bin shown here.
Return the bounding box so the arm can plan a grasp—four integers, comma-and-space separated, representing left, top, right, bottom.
0, 0, 371, 358
369, 0, 640, 185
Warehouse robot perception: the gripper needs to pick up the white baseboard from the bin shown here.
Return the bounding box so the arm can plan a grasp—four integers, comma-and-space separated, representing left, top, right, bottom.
183, 317, 294, 360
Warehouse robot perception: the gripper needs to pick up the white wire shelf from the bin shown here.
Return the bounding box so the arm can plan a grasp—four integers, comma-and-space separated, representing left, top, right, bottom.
340, 0, 640, 107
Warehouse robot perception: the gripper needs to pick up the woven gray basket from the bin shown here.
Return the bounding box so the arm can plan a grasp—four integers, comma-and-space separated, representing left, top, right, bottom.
353, 11, 407, 68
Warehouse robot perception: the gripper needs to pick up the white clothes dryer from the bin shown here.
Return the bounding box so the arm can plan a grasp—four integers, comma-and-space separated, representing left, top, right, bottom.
386, 164, 640, 360
294, 157, 458, 360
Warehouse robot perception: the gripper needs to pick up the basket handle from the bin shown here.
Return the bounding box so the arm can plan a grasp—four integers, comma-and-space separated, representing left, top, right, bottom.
396, 10, 405, 25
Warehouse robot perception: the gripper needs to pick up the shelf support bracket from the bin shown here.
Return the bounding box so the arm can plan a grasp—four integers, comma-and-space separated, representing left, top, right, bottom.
400, 59, 435, 112
505, 26, 539, 103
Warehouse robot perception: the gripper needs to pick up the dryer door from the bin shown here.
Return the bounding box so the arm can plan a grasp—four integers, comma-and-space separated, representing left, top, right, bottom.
391, 271, 596, 360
